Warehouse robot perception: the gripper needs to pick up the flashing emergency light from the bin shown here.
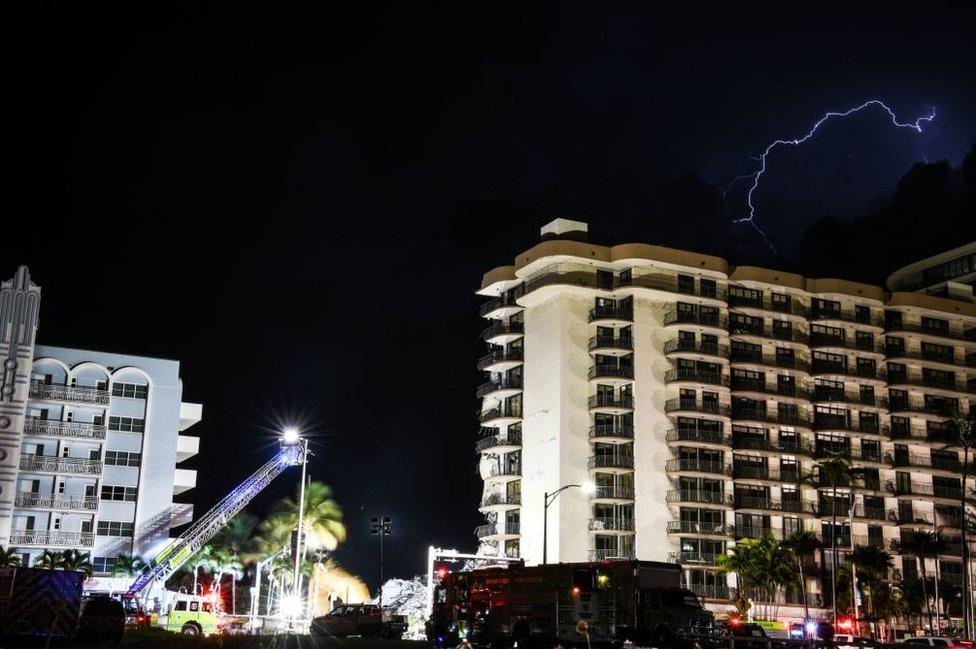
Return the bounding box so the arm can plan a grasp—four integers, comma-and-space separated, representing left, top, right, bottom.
836, 617, 854, 632
728, 615, 742, 628
279, 593, 304, 618
805, 621, 817, 635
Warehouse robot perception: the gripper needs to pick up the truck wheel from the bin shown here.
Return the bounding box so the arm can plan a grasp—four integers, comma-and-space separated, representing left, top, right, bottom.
181, 623, 202, 636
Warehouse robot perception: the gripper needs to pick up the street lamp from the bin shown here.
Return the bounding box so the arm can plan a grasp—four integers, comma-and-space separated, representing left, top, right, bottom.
543, 482, 595, 564
282, 428, 308, 619
370, 516, 392, 611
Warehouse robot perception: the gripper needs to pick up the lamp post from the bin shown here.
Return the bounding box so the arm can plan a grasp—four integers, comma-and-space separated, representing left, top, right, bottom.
282, 428, 308, 616
543, 483, 595, 564
370, 516, 392, 610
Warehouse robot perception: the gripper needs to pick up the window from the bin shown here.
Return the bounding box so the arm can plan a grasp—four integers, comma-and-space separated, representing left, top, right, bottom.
174, 601, 187, 612
771, 293, 792, 312
921, 316, 949, 334
108, 416, 145, 433
104, 451, 141, 467
96, 520, 134, 537
92, 556, 115, 573
100, 485, 137, 502
111, 383, 148, 399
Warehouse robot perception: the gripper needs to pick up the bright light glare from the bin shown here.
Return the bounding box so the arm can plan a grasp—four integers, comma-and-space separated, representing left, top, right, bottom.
805, 621, 817, 635
279, 593, 303, 618
282, 427, 301, 444
581, 481, 597, 495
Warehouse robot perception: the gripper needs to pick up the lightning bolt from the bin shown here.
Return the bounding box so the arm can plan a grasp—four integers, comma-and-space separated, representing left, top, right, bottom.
729, 99, 936, 253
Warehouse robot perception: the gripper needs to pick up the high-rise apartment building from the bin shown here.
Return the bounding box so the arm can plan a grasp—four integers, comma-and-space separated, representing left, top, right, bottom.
0, 267, 200, 592
475, 222, 976, 620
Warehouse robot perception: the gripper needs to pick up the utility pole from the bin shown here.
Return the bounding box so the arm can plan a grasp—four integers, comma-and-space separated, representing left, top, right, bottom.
370, 516, 391, 610
292, 438, 309, 601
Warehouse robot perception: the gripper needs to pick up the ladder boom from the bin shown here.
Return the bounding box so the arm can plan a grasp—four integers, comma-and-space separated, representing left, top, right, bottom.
127, 443, 303, 596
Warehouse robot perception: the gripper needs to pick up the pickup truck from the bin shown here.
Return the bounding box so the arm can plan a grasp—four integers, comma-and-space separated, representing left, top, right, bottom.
310, 604, 407, 641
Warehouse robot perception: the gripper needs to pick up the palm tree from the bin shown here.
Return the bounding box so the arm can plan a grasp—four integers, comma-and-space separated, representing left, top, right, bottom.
717, 533, 792, 620
0, 546, 21, 568
61, 550, 94, 577
273, 481, 347, 552
111, 554, 146, 578
851, 545, 894, 628
783, 530, 821, 624
897, 529, 947, 631
33, 549, 64, 570
809, 455, 855, 623
934, 411, 976, 639
214, 512, 258, 561
207, 545, 244, 614
188, 545, 215, 595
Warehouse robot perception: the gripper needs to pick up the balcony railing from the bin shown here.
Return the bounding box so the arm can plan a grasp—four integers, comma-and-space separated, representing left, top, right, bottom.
479, 296, 521, 317
663, 339, 729, 358
589, 306, 633, 323
886, 320, 974, 342
688, 584, 732, 600
485, 463, 521, 478
481, 322, 524, 340
732, 409, 812, 427
14, 492, 99, 511
614, 274, 726, 300
480, 493, 521, 507
475, 433, 522, 453
735, 497, 817, 514
730, 378, 811, 400
479, 405, 522, 422
588, 394, 634, 410
812, 389, 887, 408
887, 481, 963, 500
589, 335, 634, 351
588, 548, 636, 561
810, 308, 883, 327
735, 526, 781, 539
477, 349, 523, 370
666, 521, 733, 536
23, 418, 107, 440
666, 458, 732, 475
668, 551, 719, 566
589, 424, 634, 440
589, 517, 635, 532
663, 311, 727, 329
588, 455, 635, 470
665, 399, 730, 416
813, 417, 884, 435
591, 485, 635, 500
819, 502, 889, 520
891, 454, 961, 472
666, 428, 728, 445
475, 377, 523, 397
588, 365, 635, 380
19, 454, 102, 475
813, 447, 885, 463
810, 361, 883, 379
729, 323, 808, 344
729, 294, 808, 317
666, 490, 733, 506
885, 346, 964, 366
886, 373, 975, 394
665, 368, 727, 386
9, 530, 95, 547
887, 400, 959, 417
733, 465, 799, 482
730, 349, 811, 372
475, 522, 520, 537
28, 382, 110, 405
731, 436, 813, 456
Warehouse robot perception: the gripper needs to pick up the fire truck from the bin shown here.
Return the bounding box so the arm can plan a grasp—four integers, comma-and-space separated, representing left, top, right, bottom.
428, 560, 720, 649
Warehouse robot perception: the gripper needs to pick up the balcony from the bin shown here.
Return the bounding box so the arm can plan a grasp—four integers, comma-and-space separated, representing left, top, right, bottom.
614, 274, 726, 301
729, 323, 808, 345
812, 417, 885, 436
475, 522, 520, 538
475, 433, 522, 453
733, 464, 800, 483
735, 526, 782, 540
888, 424, 935, 443
663, 311, 727, 330
886, 481, 964, 502
480, 493, 522, 509
22, 418, 107, 440
479, 404, 522, 424
588, 549, 636, 561
9, 530, 95, 548
173, 468, 197, 495
588, 335, 634, 354
481, 321, 524, 343
14, 492, 98, 511
809, 333, 882, 353
475, 376, 523, 398
479, 296, 521, 318
886, 372, 976, 395
485, 463, 522, 479
588, 365, 635, 381
591, 485, 635, 501
729, 294, 808, 317
665, 458, 732, 476
666, 490, 733, 506
588, 517, 635, 532
589, 424, 634, 441
665, 368, 727, 388
666, 521, 734, 537
731, 436, 813, 457
731, 408, 812, 428
810, 361, 884, 381
665, 399, 730, 417
477, 349, 523, 371
730, 350, 811, 373
589, 394, 634, 413
809, 308, 884, 327
885, 320, 976, 343
730, 377, 811, 401
688, 584, 732, 600
885, 346, 972, 369
663, 339, 729, 361
891, 453, 961, 473
666, 428, 729, 447
734, 497, 817, 515
28, 382, 109, 405
887, 400, 959, 418
819, 502, 890, 521
176, 435, 200, 463
812, 388, 887, 409
19, 454, 101, 475
668, 552, 720, 566
588, 455, 635, 471
588, 306, 633, 324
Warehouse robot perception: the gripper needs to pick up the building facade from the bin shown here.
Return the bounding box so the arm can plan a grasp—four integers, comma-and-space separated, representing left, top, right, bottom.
475, 221, 976, 620
0, 266, 200, 591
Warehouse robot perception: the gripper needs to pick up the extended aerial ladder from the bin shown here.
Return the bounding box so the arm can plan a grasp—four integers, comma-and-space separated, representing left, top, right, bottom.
126, 440, 305, 596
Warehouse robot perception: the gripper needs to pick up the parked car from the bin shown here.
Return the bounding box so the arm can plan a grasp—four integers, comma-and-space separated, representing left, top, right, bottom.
901, 638, 970, 647
77, 596, 125, 643
311, 604, 406, 641
834, 634, 886, 648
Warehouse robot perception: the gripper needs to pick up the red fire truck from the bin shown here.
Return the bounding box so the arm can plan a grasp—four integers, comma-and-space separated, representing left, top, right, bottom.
428, 560, 719, 648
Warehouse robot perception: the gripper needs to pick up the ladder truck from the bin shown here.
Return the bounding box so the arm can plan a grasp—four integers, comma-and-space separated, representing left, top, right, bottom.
126, 438, 305, 598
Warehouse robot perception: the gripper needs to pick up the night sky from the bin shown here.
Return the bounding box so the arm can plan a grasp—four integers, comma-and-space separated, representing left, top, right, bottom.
7, 4, 976, 588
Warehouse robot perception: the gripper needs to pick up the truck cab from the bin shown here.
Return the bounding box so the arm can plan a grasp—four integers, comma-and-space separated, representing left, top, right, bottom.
162, 593, 218, 636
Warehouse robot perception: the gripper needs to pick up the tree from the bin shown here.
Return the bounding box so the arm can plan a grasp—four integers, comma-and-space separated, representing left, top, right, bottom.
61, 550, 94, 577
782, 530, 821, 624
207, 545, 244, 614
808, 455, 855, 622
0, 546, 21, 568
111, 554, 146, 578
716, 532, 794, 620
272, 481, 347, 552
214, 512, 258, 561
851, 545, 894, 627
33, 549, 64, 570
897, 530, 947, 631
